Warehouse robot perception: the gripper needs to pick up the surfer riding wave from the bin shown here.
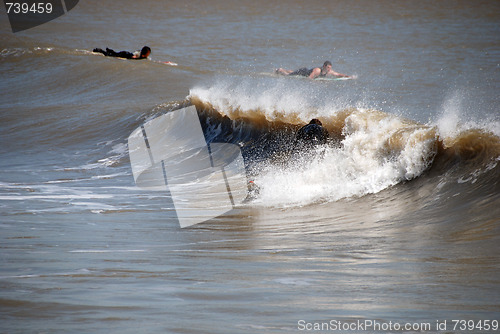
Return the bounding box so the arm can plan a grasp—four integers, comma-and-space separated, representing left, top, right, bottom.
295, 119, 330, 148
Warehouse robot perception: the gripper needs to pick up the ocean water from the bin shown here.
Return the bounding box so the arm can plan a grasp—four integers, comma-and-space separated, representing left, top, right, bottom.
1, 1, 499, 333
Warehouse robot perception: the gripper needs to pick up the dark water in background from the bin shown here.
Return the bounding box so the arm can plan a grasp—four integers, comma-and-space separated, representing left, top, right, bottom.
1, 1, 499, 333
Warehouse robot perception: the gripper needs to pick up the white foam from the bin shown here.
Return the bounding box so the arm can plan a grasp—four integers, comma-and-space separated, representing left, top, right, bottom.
255, 110, 437, 207
190, 78, 440, 207
0, 183, 114, 201
189, 75, 350, 123
436, 90, 500, 139
0, 194, 113, 200
70, 201, 116, 210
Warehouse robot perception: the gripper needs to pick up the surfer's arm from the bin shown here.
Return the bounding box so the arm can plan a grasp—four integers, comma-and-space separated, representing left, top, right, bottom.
328, 69, 350, 78
308, 67, 321, 79
131, 51, 142, 59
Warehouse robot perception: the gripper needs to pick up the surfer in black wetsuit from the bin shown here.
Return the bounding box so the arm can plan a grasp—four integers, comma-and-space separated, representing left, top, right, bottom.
275, 61, 351, 79
93, 46, 151, 59
295, 119, 329, 148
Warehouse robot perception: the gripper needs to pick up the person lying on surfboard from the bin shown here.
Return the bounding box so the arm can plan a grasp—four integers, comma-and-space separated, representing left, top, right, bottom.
275, 61, 351, 79
93, 46, 151, 60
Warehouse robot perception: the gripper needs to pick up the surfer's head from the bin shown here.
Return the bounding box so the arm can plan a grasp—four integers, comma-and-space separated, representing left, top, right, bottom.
321, 61, 332, 74
309, 118, 323, 126
295, 119, 329, 147
140, 46, 151, 58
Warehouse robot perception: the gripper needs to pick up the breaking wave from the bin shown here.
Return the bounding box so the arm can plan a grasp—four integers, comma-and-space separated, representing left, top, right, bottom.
186, 78, 499, 207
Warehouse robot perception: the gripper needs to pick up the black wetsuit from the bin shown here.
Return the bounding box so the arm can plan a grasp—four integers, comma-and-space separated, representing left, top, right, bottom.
289, 67, 314, 77
289, 67, 327, 78
296, 124, 329, 146
93, 48, 142, 59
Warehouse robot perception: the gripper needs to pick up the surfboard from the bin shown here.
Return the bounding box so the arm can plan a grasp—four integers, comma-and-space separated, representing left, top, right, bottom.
288, 75, 354, 81
89, 50, 177, 65
314, 76, 352, 81
160, 61, 178, 66
260, 72, 355, 81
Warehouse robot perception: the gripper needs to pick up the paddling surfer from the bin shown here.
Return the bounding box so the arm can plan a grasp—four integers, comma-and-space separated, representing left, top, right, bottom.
93, 46, 151, 60
275, 61, 351, 79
